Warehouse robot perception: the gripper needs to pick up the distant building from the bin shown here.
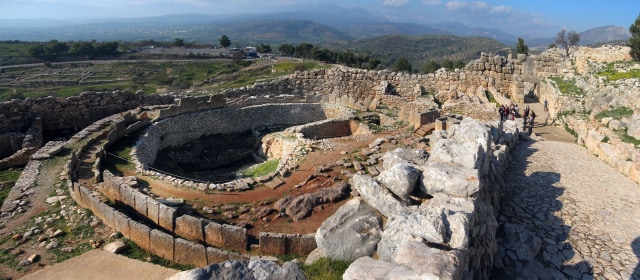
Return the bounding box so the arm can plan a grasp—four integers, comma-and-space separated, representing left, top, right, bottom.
244, 47, 258, 58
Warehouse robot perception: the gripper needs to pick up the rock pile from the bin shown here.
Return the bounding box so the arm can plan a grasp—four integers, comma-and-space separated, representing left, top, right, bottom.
310, 118, 519, 279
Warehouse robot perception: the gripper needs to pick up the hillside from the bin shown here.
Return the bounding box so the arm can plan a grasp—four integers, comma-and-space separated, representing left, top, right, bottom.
334, 34, 509, 69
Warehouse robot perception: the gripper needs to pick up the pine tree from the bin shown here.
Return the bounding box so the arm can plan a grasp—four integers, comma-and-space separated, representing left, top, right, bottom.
219, 35, 231, 48
629, 14, 640, 61
516, 38, 529, 55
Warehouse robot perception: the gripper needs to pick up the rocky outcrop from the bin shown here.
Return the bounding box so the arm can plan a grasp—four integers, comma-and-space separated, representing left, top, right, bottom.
274, 181, 350, 221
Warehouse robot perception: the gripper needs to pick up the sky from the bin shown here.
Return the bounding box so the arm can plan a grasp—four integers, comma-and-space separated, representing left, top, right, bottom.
2, 0, 640, 38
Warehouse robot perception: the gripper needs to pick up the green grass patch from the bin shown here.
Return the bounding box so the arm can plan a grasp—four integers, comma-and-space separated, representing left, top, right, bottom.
597, 62, 640, 81
557, 109, 576, 118
485, 90, 500, 107
594, 106, 633, 121
241, 159, 279, 178
619, 129, 640, 147
564, 123, 578, 139
302, 257, 352, 280
0, 167, 23, 182
548, 77, 584, 97
120, 238, 194, 271
104, 129, 147, 175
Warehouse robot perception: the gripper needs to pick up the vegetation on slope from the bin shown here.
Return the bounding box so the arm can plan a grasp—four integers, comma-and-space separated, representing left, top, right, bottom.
334, 34, 509, 70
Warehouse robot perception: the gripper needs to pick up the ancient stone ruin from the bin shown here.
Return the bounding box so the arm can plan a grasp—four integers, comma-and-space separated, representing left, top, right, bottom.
3, 46, 638, 278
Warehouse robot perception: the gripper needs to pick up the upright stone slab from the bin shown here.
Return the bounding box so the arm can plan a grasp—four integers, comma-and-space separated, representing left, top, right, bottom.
113, 211, 130, 237
147, 199, 160, 225
133, 191, 148, 217
174, 215, 205, 242
174, 238, 208, 267
259, 232, 286, 255
204, 222, 224, 248
158, 204, 176, 232
119, 186, 136, 209
206, 246, 229, 264
96, 201, 115, 228
222, 224, 247, 252
129, 221, 151, 251
150, 229, 174, 261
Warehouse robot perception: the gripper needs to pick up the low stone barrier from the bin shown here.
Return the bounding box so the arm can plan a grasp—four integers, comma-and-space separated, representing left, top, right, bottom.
259, 232, 317, 256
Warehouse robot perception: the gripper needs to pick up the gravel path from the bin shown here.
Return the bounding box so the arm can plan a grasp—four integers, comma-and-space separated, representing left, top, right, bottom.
494, 138, 640, 279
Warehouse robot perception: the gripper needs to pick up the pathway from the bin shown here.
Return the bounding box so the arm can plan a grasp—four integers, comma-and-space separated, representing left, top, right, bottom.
493, 124, 640, 279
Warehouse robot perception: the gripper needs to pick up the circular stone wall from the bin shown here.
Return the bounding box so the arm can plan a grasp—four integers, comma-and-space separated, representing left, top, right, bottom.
134, 103, 354, 177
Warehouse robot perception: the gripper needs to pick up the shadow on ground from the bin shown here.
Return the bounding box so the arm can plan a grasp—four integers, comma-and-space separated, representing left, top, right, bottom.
491, 139, 593, 279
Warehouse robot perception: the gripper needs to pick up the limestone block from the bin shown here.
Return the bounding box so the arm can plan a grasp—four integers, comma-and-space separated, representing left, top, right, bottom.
133, 191, 148, 217
204, 222, 224, 248
259, 232, 286, 255
119, 186, 135, 209
174, 215, 205, 242
395, 239, 465, 278
291, 233, 317, 255
421, 162, 480, 198
351, 174, 407, 218
129, 221, 151, 252
158, 204, 176, 232
206, 246, 230, 264
377, 163, 420, 201
96, 201, 115, 229
174, 238, 208, 267
222, 224, 247, 252
114, 211, 131, 237
147, 199, 160, 225
315, 198, 382, 261
150, 229, 174, 261
227, 251, 250, 261
343, 257, 421, 280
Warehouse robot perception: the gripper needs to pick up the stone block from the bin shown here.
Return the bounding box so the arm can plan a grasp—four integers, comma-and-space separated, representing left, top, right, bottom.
259, 232, 286, 255
96, 201, 115, 229
206, 246, 229, 264
435, 117, 447, 131
174, 238, 208, 267
158, 204, 176, 232
204, 222, 224, 248
227, 251, 250, 261
150, 229, 174, 261
113, 211, 130, 237
129, 221, 151, 252
175, 215, 205, 242
147, 199, 160, 225
222, 224, 247, 252
287, 234, 317, 255
119, 185, 136, 209
133, 191, 148, 217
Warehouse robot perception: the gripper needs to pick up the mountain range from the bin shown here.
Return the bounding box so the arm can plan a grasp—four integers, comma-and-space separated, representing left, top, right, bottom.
0, 5, 631, 48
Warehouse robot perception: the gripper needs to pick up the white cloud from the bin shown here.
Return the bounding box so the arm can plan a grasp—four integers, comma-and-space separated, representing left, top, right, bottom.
445, 1, 487, 11
490, 5, 511, 14
422, 0, 441, 6
383, 0, 409, 7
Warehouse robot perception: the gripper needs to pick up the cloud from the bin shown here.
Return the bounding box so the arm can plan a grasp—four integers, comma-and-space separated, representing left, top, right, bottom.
445, 1, 487, 11
383, 0, 409, 7
422, 0, 441, 6
490, 5, 511, 14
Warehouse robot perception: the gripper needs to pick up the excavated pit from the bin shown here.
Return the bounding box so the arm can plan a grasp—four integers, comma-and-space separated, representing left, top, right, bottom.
151, 126, 285, 183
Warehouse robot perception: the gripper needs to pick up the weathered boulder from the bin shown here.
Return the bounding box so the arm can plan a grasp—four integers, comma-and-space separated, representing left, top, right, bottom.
343, 257, 427, 280
429, 138, 488, 174
351, 174, 407, 217
167, 258, 306, 280
421, 162, 481, 198
377, 163, 420, 201
381, 147, 429, 171
315, 198, 382, 261
103, 241, 127, 254
284, 182, 349, 221
377, 206, 448, 262
395, 238, 466, 279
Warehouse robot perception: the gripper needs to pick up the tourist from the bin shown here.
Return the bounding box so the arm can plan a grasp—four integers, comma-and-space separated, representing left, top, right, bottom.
544, 98, 549, 112
530, 110, 536, 127
523, 105, 530, 126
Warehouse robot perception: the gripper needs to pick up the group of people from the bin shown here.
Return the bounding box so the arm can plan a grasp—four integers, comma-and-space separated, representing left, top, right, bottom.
498, 103, 537, 134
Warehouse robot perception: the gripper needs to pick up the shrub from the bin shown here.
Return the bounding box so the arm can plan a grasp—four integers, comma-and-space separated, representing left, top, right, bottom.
302, 257, 352, 280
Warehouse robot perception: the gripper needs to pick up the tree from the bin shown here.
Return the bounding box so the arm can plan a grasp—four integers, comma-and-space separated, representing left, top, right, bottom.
516, 37, 529, 55
423, 60, 440, 73
556, 29, 580, 54
548, 43, 557, 49
174, 38, 185, 47
393, 57, 412, 73
219, 35, 231, 48
629, 13, 640, 61
442, 59, 454, 70
295, 43, 314, 58
278, 44, 295, 56
257, 43, 272, 54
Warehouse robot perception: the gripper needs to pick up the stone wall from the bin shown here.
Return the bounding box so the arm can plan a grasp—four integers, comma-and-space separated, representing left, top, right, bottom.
258, 232, 317, 255
0, 116, 43, 169
0, 90, 173, 136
